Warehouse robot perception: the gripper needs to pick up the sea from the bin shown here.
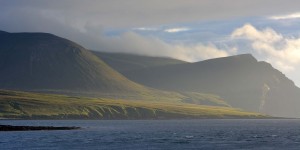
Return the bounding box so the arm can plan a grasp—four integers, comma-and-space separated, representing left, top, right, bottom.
0, 119, 300, 150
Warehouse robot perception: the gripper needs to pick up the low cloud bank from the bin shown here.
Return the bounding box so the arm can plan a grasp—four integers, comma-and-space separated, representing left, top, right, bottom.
95, 32, 234, 62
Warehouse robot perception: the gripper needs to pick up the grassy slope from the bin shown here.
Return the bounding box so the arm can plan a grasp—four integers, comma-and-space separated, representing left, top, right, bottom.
180, 92, 231, 107
0, 90, 266, 119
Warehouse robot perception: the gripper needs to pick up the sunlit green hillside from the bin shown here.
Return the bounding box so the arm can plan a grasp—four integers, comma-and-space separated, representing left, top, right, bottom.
0, 90, 266, 119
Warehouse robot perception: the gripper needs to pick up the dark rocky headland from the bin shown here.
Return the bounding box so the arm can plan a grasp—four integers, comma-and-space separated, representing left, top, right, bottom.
0, 125, 80, 131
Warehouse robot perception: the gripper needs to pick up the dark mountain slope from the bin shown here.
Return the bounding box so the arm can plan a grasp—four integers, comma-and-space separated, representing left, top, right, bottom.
92, 51, 187, 72
123, 54, 300, 117
0, 31, 150, 94
0, 31, 9, 34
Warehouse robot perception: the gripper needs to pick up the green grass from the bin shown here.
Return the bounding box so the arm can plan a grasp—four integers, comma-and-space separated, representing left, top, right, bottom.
35, 88, 232, 107
180, 92, 231, 107
0, 90, 267, 119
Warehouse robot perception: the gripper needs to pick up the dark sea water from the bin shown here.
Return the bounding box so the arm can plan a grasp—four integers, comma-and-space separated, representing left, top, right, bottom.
0, 119, 300, 150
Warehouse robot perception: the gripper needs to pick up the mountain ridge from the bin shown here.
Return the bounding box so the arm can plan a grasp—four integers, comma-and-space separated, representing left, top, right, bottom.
120, 53, 300, 117
0, 31, 229, 105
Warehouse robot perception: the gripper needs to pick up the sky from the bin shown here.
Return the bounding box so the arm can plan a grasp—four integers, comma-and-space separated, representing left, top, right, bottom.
1, 0, 300, 86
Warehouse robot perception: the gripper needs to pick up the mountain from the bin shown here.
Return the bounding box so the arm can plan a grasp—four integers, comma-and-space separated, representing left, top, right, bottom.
0, 31, 188, 102
0, 31, 148, 94
0, 31, 227, 104
92, 51, 186, 72
91, 51, 233, 107
1, 31, 297, 117
122, 54, 300, 118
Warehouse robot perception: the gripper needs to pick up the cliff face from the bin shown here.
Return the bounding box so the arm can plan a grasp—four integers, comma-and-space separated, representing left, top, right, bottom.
121, 54, 300, 117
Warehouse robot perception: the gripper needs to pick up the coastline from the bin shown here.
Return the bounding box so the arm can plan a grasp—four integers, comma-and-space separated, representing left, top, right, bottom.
0, 125, 80, 131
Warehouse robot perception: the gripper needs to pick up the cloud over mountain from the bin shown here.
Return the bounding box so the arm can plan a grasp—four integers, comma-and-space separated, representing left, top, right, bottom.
232, 24, 300, 72
97, 31, 234, 62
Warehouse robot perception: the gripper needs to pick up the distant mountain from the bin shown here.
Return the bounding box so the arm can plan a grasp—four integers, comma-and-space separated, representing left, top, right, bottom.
92, 51, 186, 72
123, 54, 300, 117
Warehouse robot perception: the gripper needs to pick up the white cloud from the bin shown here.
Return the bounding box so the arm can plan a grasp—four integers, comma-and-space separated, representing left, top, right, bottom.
97, 32, 234, 62
133, 27, 158, 31
232, 24, 300, 72
231, 24, 283, 43
164, 27, 190, 33
269, 12, 300, 20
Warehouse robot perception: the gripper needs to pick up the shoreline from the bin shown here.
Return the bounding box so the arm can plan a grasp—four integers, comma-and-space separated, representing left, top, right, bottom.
0, 116, 292, 121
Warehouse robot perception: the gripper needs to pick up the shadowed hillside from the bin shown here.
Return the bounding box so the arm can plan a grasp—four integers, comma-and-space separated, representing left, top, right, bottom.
0, 32, 145, 93
122, 54, 300, 118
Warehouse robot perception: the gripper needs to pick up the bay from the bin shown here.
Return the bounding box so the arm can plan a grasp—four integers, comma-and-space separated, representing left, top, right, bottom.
1, 119, 300, 150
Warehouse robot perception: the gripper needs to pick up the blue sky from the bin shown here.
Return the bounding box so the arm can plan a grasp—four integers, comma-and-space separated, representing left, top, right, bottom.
103, 16, 300, 86
1, 0, 300, 86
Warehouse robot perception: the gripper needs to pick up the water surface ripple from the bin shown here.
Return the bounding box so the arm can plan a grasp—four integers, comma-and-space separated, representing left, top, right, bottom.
0, 119, 300, 150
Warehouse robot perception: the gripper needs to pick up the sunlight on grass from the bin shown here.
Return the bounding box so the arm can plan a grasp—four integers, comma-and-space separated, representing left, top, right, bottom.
0, 90, 266, 119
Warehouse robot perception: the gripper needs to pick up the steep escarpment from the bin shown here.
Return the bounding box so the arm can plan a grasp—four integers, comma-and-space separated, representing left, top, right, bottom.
122, 54, 300, 117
